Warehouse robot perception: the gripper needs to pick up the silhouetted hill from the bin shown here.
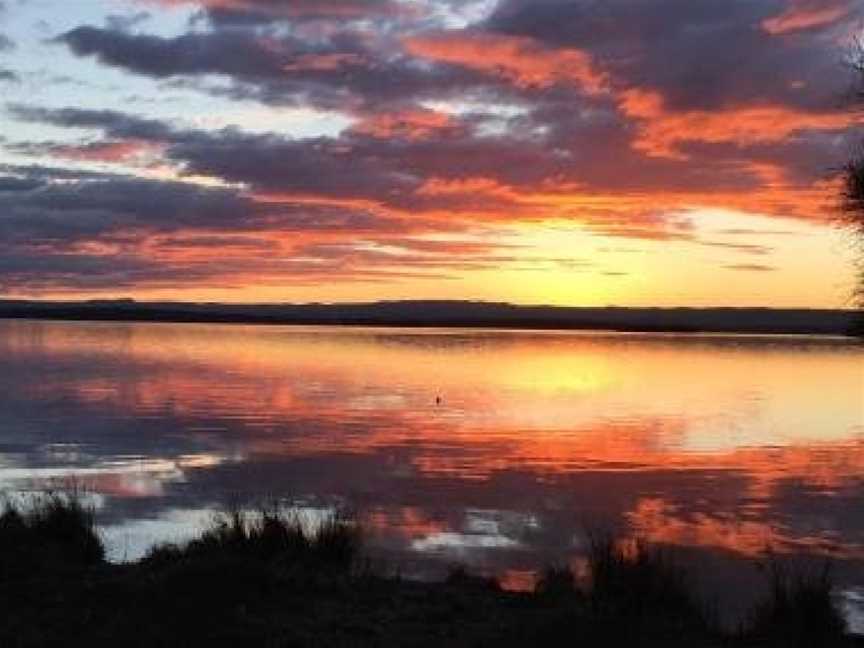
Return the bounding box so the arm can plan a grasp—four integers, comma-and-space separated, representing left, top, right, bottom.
0, 299, 859, 336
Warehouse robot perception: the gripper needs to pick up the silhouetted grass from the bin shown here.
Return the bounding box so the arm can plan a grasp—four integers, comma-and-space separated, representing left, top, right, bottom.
0, 492, 103, 579
743, 555, 847, 647
586, 535, 708, 622
532, 534, 722, 644
0, 496, 857, 647
445, 563, 501, 591
534, 564, 578, 599
144, 505, 362, 573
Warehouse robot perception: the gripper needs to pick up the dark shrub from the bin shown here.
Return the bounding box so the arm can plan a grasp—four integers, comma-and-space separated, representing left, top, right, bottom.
585, 535, 713, 636
0, 494, 104, 579
312, 514, 362, 569
535, 565, 578, 598
143, 507, 361, 574
445, 564, 501, 591
745, 557, 847, 647
27, 494, 105, 565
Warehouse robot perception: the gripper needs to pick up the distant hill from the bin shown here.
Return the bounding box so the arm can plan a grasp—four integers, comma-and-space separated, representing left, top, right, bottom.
0, 299, 860, 336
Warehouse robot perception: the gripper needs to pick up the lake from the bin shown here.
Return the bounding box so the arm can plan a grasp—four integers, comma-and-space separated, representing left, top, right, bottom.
1, 319, 861, 625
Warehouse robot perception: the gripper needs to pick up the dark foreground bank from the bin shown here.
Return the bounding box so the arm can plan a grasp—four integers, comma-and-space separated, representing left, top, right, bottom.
1, 299, 861, 336
0, 496, 860, 648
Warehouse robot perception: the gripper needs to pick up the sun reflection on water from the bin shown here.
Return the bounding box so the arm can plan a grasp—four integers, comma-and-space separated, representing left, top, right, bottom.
0, 320, 862, 615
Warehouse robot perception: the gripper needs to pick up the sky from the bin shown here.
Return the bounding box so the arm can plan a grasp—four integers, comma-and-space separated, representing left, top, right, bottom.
0, 0, 862, 307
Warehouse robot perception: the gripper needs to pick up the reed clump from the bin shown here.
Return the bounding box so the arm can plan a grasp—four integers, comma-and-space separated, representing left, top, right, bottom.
144, 506, 362, 572
0, 496, 857, 647
742, 555, 847, 647
0, 493, 104, 579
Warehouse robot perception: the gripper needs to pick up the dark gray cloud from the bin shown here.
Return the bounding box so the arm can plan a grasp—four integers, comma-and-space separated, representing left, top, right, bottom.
0, 165, 442, 292
0, 162, 417, 247
59, 27, 288, 80
48, 0, 861, 189
8, 104, 175, 140
678, 129, 853, 186
4, 98, 838, 244
8, 105, 428, 200
0, 250, 171, 283
197, 0, 407, 25
485, 0, 861, 112
3, 102, 767, 197
0, 170, 255, 245
0, 175, 44, 192
42, 0, 864, 119
56, 23, 491, 113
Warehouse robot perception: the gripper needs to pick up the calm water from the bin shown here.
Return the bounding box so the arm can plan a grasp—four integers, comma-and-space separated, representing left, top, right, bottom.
1, 320, 862, 622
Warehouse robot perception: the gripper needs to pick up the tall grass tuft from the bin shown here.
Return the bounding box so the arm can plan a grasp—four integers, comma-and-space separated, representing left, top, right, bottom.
144, 505, 362, 573
585, 534, 714, 634
313, 513, 363, 569
744, 555, 846, 647
445, 564, 501, 591
534, 564, 579, 599
0, 493, 104, 579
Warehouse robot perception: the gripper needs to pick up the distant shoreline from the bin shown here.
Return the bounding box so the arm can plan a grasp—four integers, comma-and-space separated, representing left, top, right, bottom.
1, 300, 860, 337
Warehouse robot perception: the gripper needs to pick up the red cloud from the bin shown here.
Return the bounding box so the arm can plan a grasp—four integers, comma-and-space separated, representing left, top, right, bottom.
404, 32, 608, 94
762, 0, 852, 34
619, 88, 861, 159
351, 108, 460, 141
50, 140, 164, 163
282, 53, 366, 72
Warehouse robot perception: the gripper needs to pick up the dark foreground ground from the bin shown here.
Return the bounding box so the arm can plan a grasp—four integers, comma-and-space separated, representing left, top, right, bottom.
0, 496, 860, 648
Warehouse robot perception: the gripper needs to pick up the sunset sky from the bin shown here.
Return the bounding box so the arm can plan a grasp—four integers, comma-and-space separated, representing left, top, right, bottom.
0, 0, 862, 307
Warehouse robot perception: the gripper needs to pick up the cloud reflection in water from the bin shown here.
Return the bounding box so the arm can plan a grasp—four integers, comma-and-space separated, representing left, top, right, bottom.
0, 320, 861, 621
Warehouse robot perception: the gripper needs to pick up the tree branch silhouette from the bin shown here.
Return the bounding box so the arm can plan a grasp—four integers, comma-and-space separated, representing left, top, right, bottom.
841, 37, 864, 326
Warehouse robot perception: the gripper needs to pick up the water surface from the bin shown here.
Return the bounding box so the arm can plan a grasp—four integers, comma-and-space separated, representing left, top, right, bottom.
1, 320, 862, 622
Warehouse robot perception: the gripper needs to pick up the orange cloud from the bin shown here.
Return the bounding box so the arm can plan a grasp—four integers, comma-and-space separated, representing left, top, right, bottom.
249, 192, 395, 217
762, 2, 851, 34
627, 495, 864, 559
51, 140, 164, 163
413, 169, 835, 229
416, 177, 521, 200
352, 108, 459, 140
404, 32, 608, 94
619, 88, 860, 159
252, 164, 836, 240
283, 53, 366, 72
